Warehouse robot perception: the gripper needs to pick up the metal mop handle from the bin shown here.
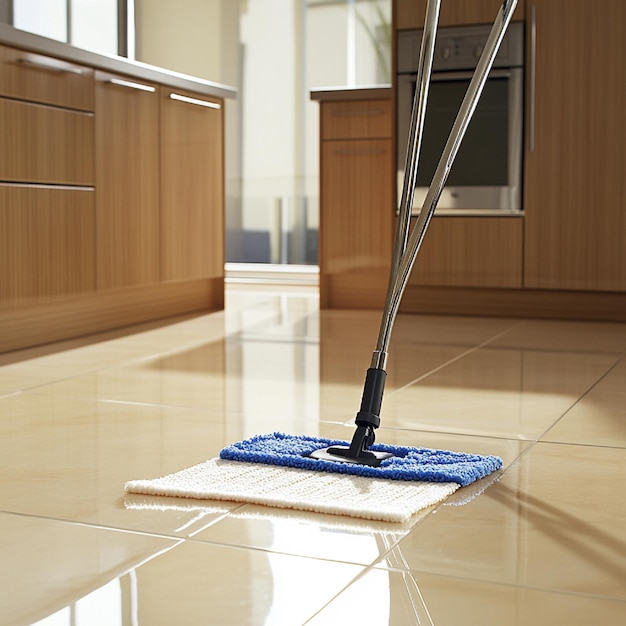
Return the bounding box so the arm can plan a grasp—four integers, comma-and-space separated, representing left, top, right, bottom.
391, 0, 442, 294
372, 0, 519, 371
316, 0, 520, 466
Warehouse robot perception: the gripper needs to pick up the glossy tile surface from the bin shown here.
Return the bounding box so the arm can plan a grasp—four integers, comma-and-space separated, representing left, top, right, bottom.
1, 284, 625, 625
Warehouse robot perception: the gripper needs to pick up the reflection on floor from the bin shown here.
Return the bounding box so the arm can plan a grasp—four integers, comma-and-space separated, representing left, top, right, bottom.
1, 284, 625, 625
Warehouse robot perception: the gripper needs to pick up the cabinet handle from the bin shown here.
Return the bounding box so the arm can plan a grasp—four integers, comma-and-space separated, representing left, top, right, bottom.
169, 93, 221, 109
107, 78, 156, 93
17, 57, 83, 75
529, 4, 537, 153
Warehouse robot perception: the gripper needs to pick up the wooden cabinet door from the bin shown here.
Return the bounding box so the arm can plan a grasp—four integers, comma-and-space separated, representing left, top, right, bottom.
524, 0, 626, 291
408, 217, 523, 287
0, 185, 95, 304
396, 0, 526, 30
160, 89, 224, 282
0, 44, 94, 111
95, 72, 160, 289
321, 99, 392, 140
320, 137, 393, 308
0, 98, 94, 185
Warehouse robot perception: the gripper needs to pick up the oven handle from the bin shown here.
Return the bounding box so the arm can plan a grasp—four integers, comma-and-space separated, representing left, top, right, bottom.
529, 4, 537, 152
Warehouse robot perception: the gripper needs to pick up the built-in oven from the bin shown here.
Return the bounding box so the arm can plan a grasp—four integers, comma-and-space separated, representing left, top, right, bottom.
396, 22, 524, 215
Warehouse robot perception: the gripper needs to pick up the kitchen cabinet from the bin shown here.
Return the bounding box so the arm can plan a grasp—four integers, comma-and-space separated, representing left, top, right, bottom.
0, 29, 232, 352
317, 95, 394, 309
315, 1, 626, 320
160, 88, 224, 283
0, 43, 95, 307
523, 0, 626, 291
95, 71, 160, 290
408, 217, 523, 288
395, 0, 526, 30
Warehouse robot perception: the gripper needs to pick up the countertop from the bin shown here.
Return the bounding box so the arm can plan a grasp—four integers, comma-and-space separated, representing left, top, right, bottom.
0, 23, 236, 100
310, 85, 391, 102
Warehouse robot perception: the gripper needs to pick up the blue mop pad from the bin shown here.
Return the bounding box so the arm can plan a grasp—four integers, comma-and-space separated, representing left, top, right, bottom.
219, 432, 502, 487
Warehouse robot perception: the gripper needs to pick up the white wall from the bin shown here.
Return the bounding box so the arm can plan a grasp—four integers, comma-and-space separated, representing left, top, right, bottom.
134, 0, 239, 85
134, 0, 390, 266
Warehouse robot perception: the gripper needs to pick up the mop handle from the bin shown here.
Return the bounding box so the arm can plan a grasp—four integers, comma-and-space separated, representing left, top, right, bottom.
392, 0, 441, 279
372, 0, 519, 370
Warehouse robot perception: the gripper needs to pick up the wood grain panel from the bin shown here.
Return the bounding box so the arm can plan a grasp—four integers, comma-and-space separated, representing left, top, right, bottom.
320, 137, 393, 279
0, 184, 95, 304
0, 278, 223, 353
524, 0, 626, 291
324, 269, 391, 310
160, 88, 224, 282
399, 285, 626, 323
395, 0, 526, 30
408, 216, 523, 287
0, 44, 94, 111
0, 97, 94, 185
321, 99, 392, 140
95, 71, 160, 289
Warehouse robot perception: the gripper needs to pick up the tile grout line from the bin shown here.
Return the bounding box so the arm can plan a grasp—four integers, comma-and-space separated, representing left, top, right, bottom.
386, 318, 529, 399
535, 350, 626, 444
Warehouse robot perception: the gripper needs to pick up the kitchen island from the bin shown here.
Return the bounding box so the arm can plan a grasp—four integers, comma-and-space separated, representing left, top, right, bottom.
0, 24, 235, 352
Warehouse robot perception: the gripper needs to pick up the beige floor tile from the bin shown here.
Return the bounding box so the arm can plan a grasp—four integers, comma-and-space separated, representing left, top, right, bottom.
0, 392, 242, 535
130, 540, 362, 626
318, 313, 522, 423
382, 347, 618, 438
0, 316, 228, 394
320, 309, 522, 350
33, 316, 321, 419
378, 442, 626, 601
0, 391, 356, 535
3, 285, 626, 624
543, 390, 626, 447
32, 341, 229, 410
308, 568, 626, 626
306, 567, 439, 625
0, 511, 178, 626
488, 318, 626, 353
320, 343, 474, 423
191, 504, 417, 566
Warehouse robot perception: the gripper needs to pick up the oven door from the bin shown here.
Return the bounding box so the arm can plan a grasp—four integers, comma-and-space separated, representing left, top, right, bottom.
397, 68, 523, 215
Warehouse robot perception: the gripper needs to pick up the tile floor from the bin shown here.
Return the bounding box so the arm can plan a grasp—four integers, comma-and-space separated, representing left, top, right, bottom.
1, 284, 625, 625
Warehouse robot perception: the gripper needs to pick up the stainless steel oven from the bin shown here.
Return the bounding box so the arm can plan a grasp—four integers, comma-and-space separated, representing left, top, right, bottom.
397, 22, 524, 215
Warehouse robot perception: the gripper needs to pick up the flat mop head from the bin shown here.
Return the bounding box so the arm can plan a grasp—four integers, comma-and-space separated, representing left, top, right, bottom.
125, 433, 502, 523
219, 432, 502, 487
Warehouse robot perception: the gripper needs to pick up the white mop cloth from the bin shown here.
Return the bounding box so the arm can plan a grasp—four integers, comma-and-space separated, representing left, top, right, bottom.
125, 458, 459, 523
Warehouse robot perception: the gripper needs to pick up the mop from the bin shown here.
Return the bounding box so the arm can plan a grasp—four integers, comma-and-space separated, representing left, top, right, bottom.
126, 0, 517, 523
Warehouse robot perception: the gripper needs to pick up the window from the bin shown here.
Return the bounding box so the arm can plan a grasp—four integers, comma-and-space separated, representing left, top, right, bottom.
11, 0, 128, 57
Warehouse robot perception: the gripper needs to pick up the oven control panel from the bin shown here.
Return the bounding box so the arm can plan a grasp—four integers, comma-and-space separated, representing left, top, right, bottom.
397, 22, 524, 73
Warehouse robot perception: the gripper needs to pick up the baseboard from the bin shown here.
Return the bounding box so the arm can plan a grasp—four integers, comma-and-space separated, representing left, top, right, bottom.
0, 278, 224, 353
321, 272, 626, 322
399, 285, 626, 322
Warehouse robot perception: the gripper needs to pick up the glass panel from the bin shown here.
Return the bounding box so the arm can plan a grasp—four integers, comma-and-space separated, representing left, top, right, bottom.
354, 0, 392, 85
71, 0, 118, 55
416, 78, 510, 187
13, 0, 67, 41
307, 0, 391, 89
226, 0, 391, 267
